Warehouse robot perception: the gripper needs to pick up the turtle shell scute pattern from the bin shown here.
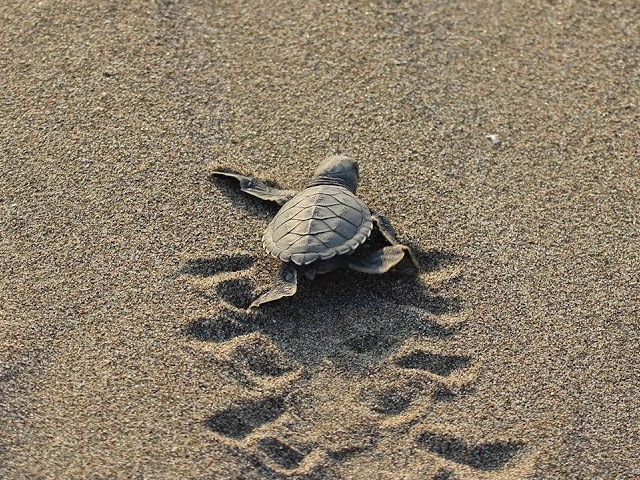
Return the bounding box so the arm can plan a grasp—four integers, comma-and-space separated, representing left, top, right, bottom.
262, 185, 373, 265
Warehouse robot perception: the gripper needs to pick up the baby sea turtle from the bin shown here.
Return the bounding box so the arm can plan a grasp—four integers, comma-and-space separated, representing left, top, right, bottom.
213, 155, 419, 309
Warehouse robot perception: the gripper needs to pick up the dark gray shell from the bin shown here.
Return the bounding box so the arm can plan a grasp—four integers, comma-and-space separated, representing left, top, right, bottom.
262, 185, 373, 266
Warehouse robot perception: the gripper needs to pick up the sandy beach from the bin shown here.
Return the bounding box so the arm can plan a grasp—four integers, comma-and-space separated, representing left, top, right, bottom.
1, 0, 639, 478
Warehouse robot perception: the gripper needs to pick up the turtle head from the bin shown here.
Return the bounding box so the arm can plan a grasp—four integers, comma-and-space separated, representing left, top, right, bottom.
309, 155, 360, 192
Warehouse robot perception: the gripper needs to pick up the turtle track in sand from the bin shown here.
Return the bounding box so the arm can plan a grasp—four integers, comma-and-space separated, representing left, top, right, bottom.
178, 250, 534, 478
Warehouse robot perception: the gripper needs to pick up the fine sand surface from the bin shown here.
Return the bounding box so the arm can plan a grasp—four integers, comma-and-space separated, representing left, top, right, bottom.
1, 1, 639, 479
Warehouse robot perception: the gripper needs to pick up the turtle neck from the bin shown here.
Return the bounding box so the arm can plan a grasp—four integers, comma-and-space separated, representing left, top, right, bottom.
305, 176, 357, 193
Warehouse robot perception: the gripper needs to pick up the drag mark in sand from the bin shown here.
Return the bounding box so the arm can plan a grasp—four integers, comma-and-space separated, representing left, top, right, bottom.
179, 247, 533, 478
395, 350, 472, 377
204, 396, 286, 440
179, 253, 255, 278
417, 431, 524, 471
184, 311, 252, 343
179, 252, 316, 474
256, 437, 308, 471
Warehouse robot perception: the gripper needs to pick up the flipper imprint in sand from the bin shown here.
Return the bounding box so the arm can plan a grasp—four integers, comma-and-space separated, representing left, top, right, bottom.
178, 248, 533, 479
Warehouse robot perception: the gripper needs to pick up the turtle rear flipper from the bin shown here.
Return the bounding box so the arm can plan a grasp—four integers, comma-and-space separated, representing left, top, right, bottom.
212, 168, 297, 206
248, 263, 298, 310
371, 210, 419, 271
347, 245, 415, 275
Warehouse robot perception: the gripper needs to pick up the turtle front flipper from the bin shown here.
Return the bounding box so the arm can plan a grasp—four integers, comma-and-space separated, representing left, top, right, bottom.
212, 168, 298, 206
371, 210, 419, 271
248, 263, 298, 310
347, 245, 414, 274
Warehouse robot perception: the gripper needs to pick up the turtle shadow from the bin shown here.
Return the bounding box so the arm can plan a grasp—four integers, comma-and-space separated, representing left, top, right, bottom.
185, 248, 466, 368
416, 248, 467, 273
260, 258, 464, 366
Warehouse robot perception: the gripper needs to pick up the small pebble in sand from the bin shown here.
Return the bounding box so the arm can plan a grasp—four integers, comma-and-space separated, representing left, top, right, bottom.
486, 134, 501, 148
